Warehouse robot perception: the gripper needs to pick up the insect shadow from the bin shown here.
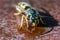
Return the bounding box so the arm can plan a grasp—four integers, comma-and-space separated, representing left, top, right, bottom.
37, 8, 59, 28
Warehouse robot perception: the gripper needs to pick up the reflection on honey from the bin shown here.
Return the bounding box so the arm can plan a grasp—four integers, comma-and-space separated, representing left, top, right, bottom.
17, 25, 46, 37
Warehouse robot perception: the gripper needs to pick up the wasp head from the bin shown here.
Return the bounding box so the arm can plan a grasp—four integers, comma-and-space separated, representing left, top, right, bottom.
15, 2, 31, 15
17, 2, 31, 11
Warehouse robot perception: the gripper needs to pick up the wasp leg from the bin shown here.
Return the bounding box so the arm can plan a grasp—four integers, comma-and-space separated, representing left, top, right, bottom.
14, 13, 20, 15
14, 11, 22, 15
32, 20, 37, 32
25, 16, 29, 30
25, 16, 32, 33
40, 17, 45, 24
25, 16, 29, 28
19, 15, 25, 29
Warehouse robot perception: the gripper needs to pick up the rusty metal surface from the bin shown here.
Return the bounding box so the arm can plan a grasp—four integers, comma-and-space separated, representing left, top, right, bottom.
0, 0, 60, 40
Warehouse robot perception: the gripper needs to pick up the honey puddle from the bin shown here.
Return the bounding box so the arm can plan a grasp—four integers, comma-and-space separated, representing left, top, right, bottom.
17, 25, 46, 37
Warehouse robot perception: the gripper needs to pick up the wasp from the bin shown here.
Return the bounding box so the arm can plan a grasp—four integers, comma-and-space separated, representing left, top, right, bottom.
14, 2, 45, 33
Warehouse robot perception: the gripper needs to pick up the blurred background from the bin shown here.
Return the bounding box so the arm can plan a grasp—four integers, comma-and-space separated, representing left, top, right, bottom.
0, 0, 60, 40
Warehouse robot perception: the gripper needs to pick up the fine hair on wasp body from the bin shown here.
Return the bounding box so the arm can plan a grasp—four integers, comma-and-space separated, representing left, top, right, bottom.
14, 2, 45, 33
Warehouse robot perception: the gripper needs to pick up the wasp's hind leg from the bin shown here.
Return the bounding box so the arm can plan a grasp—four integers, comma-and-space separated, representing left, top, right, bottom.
40, 17, 45, 24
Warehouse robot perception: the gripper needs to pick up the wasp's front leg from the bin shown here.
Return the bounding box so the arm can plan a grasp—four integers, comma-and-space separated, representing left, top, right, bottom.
19, 15, 25, 29
14, 11, 22, 15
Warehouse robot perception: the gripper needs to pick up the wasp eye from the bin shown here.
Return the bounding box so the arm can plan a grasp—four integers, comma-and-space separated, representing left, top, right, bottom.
25, 6, 30, 10
22, 4, 25, 6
